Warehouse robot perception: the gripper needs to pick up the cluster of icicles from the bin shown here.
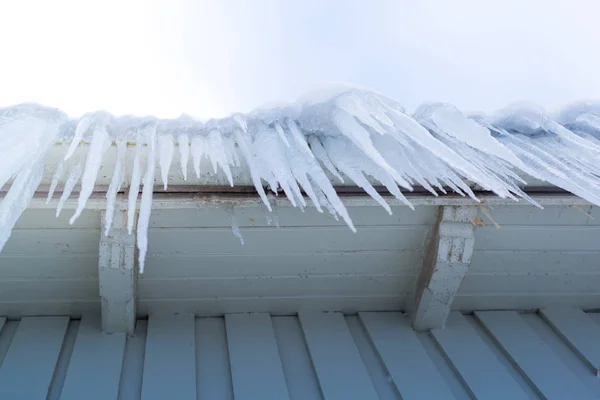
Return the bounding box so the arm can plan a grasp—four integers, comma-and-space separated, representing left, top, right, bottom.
1, 87, 599, 272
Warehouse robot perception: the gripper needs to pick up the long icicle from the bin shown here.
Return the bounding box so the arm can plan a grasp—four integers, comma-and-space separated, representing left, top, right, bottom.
137, 127, 157, 273
104, 140, 127, 236
70, 121, 111, 224
127, 138, 144, 234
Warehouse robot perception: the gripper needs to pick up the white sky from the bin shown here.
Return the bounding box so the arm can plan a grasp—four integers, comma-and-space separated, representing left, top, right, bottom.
0, 0, 598, 118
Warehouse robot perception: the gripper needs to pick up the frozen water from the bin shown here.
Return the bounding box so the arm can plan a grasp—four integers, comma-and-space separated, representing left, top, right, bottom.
46, 156, 65, 204
2, 87, 600, 271
56, 159, 83, 217
261, 197, 280, 228
158, 134, 175, 190
0, 104, 65, 191
70, 116, 112, 224
177, 133, 190, 180
104, 140, 126, 236
224, 204, 244, 245
127, 139, 144, 235
137, 127, 157, 274
0, 161, 44, 252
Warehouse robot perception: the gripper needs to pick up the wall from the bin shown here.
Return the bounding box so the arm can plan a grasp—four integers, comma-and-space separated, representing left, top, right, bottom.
456, 205, 600, 310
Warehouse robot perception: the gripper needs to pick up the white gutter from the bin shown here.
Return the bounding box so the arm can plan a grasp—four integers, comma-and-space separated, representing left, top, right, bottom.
20, 191, 591, 210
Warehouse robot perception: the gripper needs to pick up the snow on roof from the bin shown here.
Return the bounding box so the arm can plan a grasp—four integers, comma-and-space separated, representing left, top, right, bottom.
1, 86, 599, 271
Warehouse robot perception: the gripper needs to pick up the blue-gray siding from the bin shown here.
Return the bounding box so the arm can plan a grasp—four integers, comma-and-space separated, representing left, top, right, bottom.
1, 310, 600, 399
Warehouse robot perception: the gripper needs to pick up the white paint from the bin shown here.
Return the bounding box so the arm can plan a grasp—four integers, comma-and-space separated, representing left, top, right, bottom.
413, 206, 477, 331
0, 317, 69, 399
456, 205, 600, 311
359, 312, 455, 399
225, 313, 290, 400
142, 314, 196, 400
195, 318, 234, 400
299, 311, 379, 400
1, 311, 600, 398
540, 308, 600, 376
431, 312, 530, 400
60, 313, 126, 400
272, 316, 322, 400
476, 311, 596, 400
17, 190, 591, 211
99, 210, 136, 334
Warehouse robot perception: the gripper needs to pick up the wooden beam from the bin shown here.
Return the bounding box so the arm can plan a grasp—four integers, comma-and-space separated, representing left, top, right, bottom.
412, 206, 477, 331
99, 209, 137, 334
15, 191, 590, 210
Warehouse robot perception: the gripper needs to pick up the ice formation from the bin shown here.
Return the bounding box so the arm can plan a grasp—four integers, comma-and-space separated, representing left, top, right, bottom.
1, 88, 599, 271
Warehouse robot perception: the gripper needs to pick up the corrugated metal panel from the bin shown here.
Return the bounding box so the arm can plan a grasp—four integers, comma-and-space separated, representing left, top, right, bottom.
1, 310, 600, 399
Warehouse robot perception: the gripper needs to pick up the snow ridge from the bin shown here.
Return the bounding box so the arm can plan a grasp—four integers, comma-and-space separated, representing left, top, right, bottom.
1, 88, 599, 271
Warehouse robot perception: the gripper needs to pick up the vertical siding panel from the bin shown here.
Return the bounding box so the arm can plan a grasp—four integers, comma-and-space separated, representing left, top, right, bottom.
142, 314, 196, 400
118, 320, 148, 400
521, 313, 600, 399
346, 316, 401, 400
476, 311, 595, 400
299, 311, 379, 400
359, 312, 455, 400
225, 313, 290, 400
46, 320, 80, 400
0, 317, 69, 399
431, 312, 531, 400
195, 317, 234, 400
540, 308, 600, 376
0, 320, 18, 368
272, 316, 322, 400
416, 333, 473, 400
60, 314, 126, 400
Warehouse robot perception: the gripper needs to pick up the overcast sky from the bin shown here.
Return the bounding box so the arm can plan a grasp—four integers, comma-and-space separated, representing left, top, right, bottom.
0, 0, 598, 118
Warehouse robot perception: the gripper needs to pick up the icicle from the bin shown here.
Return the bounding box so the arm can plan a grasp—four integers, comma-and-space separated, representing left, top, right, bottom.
207, 130, 234, 186
285, 119, 314, 159
292, 137, 356, 231
478, 118, 600, 206
308, 175, 340, 220
308, 136, 344, 183
5, 86, 600, 264
70, 122, 111, 224
417, 103, 525, 168
64, 116, 91, 161
232, 122, 271, 211
56, 160, 83, 217
496, 103, 600, 153
333, 110, 400, 181
252, 125, 303, 208
374, 135, 438, 196
137, 127, 157, 274
0, 105, 65, 191
378, 104, 497, 192
0, 162, 44, 252
46, 158, 65, 203
311, 170, 356, 231
177, 133, 189, 180
158, 134, 174, 190
127, 139, 143, 234
104, 140, 126, 236
223, 136, 241, 167
273, 121, 291, 147
224, 204, 244, 245
0, 106, 64, 250
260, 197, 280, 228
191, 136, 206, 179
